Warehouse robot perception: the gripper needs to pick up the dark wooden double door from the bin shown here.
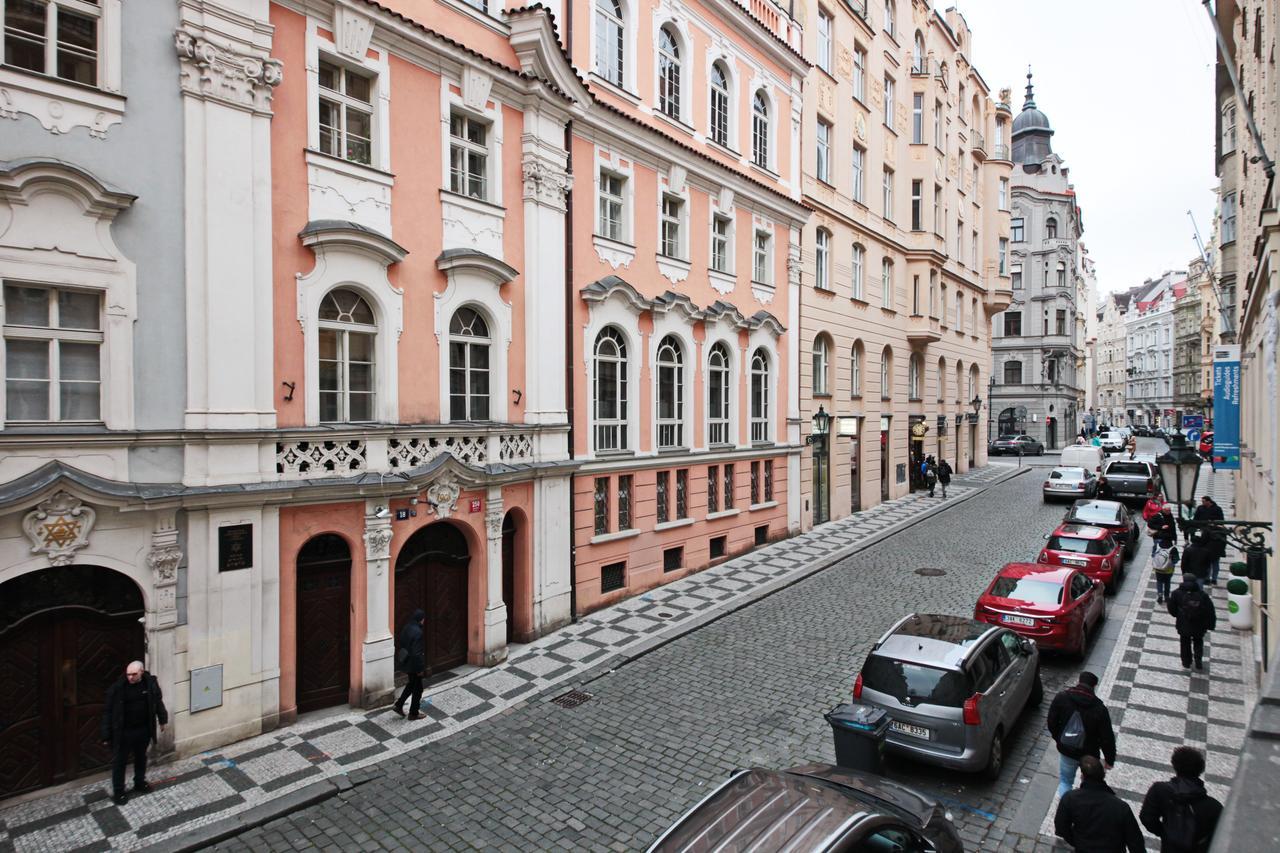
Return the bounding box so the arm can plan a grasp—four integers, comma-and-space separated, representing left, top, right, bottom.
0, 609, 144, 798
296, 534, 352, 714
395, 523, 469, 675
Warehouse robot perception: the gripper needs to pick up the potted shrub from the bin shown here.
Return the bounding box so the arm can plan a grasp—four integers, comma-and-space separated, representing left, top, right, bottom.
1226, 575, 1253, 629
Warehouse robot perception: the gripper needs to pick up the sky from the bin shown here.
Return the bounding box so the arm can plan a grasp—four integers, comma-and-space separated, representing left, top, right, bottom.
952, 0, 1220, 297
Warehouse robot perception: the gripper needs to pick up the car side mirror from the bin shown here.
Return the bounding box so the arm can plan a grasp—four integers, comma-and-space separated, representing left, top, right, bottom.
1019, 638, 1035, 655
1044, 533, 1050, 540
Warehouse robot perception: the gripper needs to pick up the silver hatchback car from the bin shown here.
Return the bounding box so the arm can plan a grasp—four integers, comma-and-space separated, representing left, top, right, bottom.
853, 614, 1042, 779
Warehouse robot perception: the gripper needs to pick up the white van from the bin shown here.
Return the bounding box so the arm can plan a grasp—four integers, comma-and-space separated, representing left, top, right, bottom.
1060, 444, 1106, 474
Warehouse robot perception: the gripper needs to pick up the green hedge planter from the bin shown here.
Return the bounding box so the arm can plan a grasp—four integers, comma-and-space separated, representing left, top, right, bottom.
1230, 561, 1249, 577
1227, 578, 1250, 595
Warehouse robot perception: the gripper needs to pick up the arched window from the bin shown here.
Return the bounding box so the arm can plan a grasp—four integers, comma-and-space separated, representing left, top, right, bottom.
815, 228, 830, 290
881, 346, 893, 400
956, 291, 964, 330
318, 288, 376, 422
658, 26, 681, 120
750, 348, 770, 442
596, 0, 625, 86
1046, 217, 1058, 239
656, 334, 684, 448
937, 357, 947, 402
1003, 360, 1022, 385
851, 242, 865, 299
448, 306, 490, 421
710, 61, 730, 147
708, 341, 731, 445
594, 327, 628, 451
851, 341, 864, 399
955, 360, 964, 404
912, 31, 926, 73
752, 90, 769, 169
812, 335, 830, 395
969, 365, 979, 401
908, 354, 921, 400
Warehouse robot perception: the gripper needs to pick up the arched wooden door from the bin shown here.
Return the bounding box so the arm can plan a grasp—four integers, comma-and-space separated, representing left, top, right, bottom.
295, 534, 352, 713
0, 566, 144, 798
394, 523, 469, 674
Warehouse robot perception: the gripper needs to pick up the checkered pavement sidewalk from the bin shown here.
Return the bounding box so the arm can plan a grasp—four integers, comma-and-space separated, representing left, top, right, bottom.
0, 464, 1024, 852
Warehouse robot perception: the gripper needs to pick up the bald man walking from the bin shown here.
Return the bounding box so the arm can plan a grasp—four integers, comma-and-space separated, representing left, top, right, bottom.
101, 660, 167, 805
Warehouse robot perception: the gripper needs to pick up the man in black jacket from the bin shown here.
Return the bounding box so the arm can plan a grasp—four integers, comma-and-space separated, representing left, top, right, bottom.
1193, 496, 1226, 584
1168, 574, 1217, 670
393, 609, 426, 720
1054, 756, 1144, 852
1047, 671, 1118, 798
100, 660, 168, 806
1140, 746, 1223, 852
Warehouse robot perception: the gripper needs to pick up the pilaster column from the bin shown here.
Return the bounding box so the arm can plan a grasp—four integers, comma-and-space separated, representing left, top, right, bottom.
145, 514, 182, 753
361, 502, 395, 706
481, 486, 508, 665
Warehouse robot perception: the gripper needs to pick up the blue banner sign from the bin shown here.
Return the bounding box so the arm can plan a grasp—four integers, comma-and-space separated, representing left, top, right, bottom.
1211, 345, 1240, 470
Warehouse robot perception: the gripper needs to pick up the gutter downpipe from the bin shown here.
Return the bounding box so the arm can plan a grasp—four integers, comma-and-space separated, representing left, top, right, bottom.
563, 1, 577, 619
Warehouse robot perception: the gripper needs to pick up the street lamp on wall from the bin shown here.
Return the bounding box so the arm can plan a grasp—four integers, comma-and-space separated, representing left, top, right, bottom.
970, 395, 983, 415
807, 405, 832, 444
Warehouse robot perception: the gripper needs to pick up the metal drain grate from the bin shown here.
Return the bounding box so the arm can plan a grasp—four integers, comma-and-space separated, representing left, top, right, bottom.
914, 567, 947, 577
551, 689, 593, 709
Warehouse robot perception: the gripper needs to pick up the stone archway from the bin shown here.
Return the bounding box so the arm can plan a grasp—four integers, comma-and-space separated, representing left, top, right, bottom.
0, 565, 145, 798
394, 523, 470, 675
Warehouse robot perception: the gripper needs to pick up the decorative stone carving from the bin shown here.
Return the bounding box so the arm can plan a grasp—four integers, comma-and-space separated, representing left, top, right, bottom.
425, 475, 463, 519
174, 28, 282, 114
0, 74, 124, 138
717, 187, 735, 213
363, 524, 393, 559
334, 6, 376, 60
485, 508, 504, 540
667, 164, 687, 195
147, 543, 183, 584
521, 159, 572, 209
23, 491, 96, 566
463, 67, 493, 111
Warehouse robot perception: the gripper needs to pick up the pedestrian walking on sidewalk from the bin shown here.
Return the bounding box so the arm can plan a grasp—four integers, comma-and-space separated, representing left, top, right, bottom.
1139, 746, 1223, 853
1193, 496, 1227, 585
100, 660, 168, 806
1054, 756, 1145, 853
1151, 544, 1178, 604
937, 458, 952, 498
1168, 574, 1216, 671
1149, 506, 1178, 557
1181, 537, 1212, 589
924, 456, 938, 497
393, 609, 426, 720
1047, 671, 1118, 798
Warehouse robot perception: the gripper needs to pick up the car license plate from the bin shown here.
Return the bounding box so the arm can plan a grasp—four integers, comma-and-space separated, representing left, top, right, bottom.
1052, 483, 1075, 489
1062, 557, 1088, 567
890, 721, 931, 740
1001, 614, 1036, 627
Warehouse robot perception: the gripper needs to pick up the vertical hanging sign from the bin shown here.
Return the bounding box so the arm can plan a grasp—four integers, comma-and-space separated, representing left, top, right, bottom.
1211, 345, 1241, 470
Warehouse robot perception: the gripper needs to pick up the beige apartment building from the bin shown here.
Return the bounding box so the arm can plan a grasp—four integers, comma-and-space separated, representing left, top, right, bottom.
1093, 290, 1131, 427
795, 0, 1012, 529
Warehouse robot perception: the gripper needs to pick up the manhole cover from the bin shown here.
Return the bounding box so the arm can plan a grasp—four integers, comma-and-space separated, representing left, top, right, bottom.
657, 611, 675, 619
914, 568, 947, 577
551, 689, 593, 709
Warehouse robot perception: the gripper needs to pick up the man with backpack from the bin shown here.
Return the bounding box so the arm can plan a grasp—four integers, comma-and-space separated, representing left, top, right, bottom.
924, 456, 938, 497
1055, 756, 1145, 852
1168, 573, 1217, 670
936, 458, 952, 498
1151, 543, 1179, 604
1047, 671, 1118, 798
1139, 746, 1223, 852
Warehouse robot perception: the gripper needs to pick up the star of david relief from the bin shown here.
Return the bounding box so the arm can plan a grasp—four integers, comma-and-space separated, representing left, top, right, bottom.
22, 491, 96, 566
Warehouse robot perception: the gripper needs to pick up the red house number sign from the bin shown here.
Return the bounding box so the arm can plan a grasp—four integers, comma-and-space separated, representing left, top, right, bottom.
469, 499, 482, 513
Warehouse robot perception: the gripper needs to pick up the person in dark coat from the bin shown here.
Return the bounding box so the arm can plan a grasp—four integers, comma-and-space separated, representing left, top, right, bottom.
1055, 756, 1144, 852
924, 456, 939, 497
1193, 496, 1227, 584
394, 609, 426, 720
1139, 746, 1223, 852
1168, 574, 1217, 670
1180, 536, 1212, 588
937, 459, 953, 498
1148, 506, 1178, 557
100, 660, 168, 806
1047, 671, 1118, 798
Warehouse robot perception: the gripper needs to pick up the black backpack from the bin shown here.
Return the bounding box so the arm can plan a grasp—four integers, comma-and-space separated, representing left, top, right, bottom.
1180, 591, 1206, 627
1161, 799, 1200, 853
1059, 710, 1086, 751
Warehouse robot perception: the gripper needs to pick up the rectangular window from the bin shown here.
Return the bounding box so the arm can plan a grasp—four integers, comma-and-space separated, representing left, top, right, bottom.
754, 524, 769, 546
663, 546, 684, 573
1011, 217, 1024, 242
753, 231, 771, 283
600, 561, 626, 593
817, 9, 833, 73
598, 171, 625, 241
449, 112, 488, 199
709, 535, 727, 559
1056, 309, 1067, 337
956, 292, 964, 329
1011, 264, 1023, 289
883, 76, 894, 127
911, 180, 922, 230
676, 468, 689, 519
816, 119, 831, 183
882, 168, 894, 221
320, 60, 374, 165
661, 195, 682, 258
593, 477, 610, 535
750, 461, 761, 505
998, 238, 1008, 274
711, 215, 731, 273
656, 470, 670, 524
852, 146, 865, 204
764, 460, 774, 502
933, 99, 942, 147
971, 230, 978, 269
881, 258, 893, 308
617, 474, 633, 531
1004, 312, 1022, 337
912, 93, 923, 144
853, 47, 866, 102
883, 0, 895, 36
1222, 103, 1237, 154
933, 185, 942, 233
723, 463, 734, 510
851, 243, 864, 299
3, 0, 101, 85
1222, 192, 1237, 243
3, 282, 102, 422
707, 465, 720, 513
912, 275, 920, 314
998, 178, 1009, 209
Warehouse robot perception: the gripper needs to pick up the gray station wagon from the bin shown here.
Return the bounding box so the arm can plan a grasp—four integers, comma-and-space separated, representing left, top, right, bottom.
853, 614, 1042, 779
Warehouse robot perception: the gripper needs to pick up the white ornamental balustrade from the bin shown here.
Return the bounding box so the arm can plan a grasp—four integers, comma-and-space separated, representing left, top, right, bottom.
275, 429, 537, 480
275, 439, 368, 478
387, 433, 488, 469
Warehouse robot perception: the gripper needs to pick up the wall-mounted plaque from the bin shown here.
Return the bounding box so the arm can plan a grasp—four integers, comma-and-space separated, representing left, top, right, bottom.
218, 524, 253, 571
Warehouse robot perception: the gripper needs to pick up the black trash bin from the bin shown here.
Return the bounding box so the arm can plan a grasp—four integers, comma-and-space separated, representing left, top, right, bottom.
825, 702, 889, 774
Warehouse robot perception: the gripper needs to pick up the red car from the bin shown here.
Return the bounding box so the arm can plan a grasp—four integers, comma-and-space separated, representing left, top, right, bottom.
1199, 431, 1214, 456
1038, 523, 1126, 592
974, 563, 1105, 657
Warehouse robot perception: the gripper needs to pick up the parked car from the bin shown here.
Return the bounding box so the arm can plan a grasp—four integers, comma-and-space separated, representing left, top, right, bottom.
645, 763, 964, 853
974, 563, 1106, 658
1038, 523, 1127, 592
1043, 466, 1098, 502
1063, 499, 1141, 559
1098, 459, 1161, 505
1098, 431, 1126, 454
1133, 425, 1152, 438
990, 434, 1044, 456
1060, 445, 1106, 474
852, 613, 1041, 779
1199, 431, 1214, 456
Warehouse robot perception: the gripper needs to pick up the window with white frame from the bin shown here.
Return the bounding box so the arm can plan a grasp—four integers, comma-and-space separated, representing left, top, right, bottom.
852, 46, 866, 101
449, 112, 489, 199
595, 0, 625, 86
883, 0, 896, 37
1046, 217, 1058, 239
852, 145, 865, 204
1011, 217, 1024, 242
850, 341, 863, 398
815, 228, 831, 290
1222, 192, 1237, 243
882, 167, 894, 221
708, 341, 731, 445
657, 26, 681, 120
709, 61, 730, 147
955, 291, 963, 329
711, 214, 731, 273
998, 177, 1009, 209
911, 179, 922, 230
912, 93, 923, 143
1056, 262, 1067, 289
933, 184, 942, 232
319, 60, 374, 165
851, 242, 865, 300
971, 229, 978, 269
817, 8, 833, 74
881, 347, 892, 399
660, 194, 683, 258
1011, 264, 1022, 289
881, 257, 893, 308
998, 238, 1008, 274
928, 270, 937, 317
750, 348, 770, 442
598, 170, 625, 240
908, 354, 921, 400
656, 334, 684, 448
3, 0, 100, 85
752, 90, 770, 169
812, 335, 830, 395
3, 282, 101, 422
957, 217, 964, 263
753, 230, 771, 283
1221, 102, 1237, 154
816, 119, 831, 183
912, 31, 925, 73
883, 75, 894, 127
936, 358, 946, 401
593, 327, 628, 451
318, 288, 376, 422
448, 306, 490, 421
911, 274, 920, 313
933, 99, 942, 147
